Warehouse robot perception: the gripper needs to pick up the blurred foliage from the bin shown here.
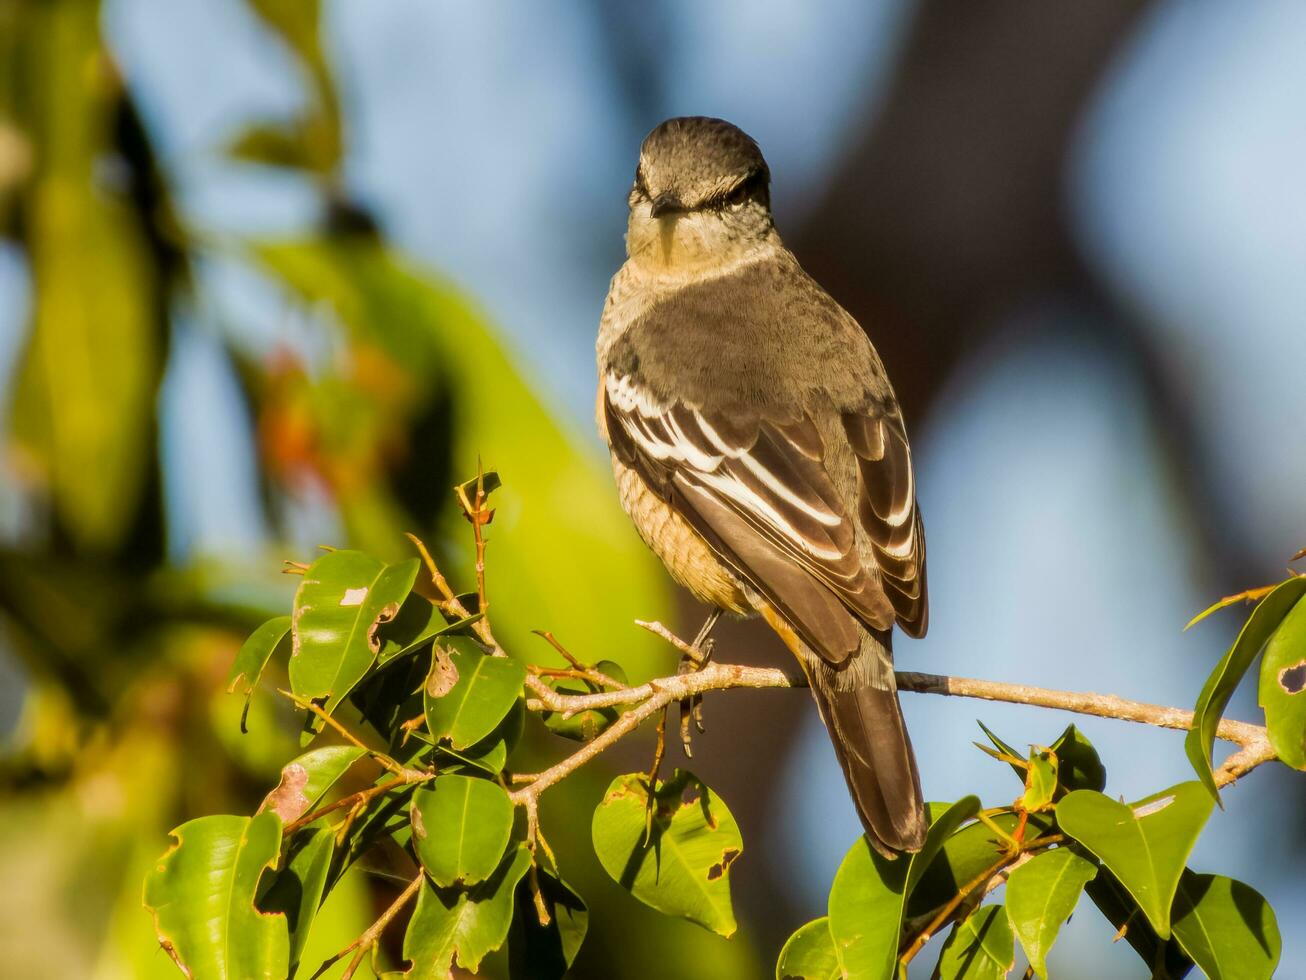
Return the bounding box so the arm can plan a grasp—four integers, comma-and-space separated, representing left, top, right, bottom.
0, 0, 673, 976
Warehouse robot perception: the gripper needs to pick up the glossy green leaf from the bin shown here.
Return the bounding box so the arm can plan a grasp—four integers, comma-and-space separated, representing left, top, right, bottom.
829, 796, 980, 979
402, 845, 532, 978
375, 596, 475, 667
591, 769, 743, 936
259, 828, 334, 974
775, 917, 839, 980
227, 616, 291, 733
424, 646, 526, 750
935, 905, 1014, 980
1084, 870, 1193, 978
1021, 748, 1058, 812
507, 866, 589, 980
541, 660, 629, 742
257, 745, 367, 824
289, 552, 420, 715
1048, 724, 1107, 792
1258, 594, 1306, 769
1004, 847, 1097, 978
1057, 782, 1213, 937
1186, 577, 1306, 799
1171, 872, 1280, 980
439, 699, 523, 775
411, 775, 514, 887
143, 812, 289, 979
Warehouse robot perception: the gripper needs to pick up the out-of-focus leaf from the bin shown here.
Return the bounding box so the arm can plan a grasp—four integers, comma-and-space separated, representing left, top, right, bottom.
289, 551, 419, 714
1185, 581, 1286, 630
424, 646, 525, 750
11, 2, 161, 555
411, 775, 514, 887
507, 866, 589, 980
226, 122, 315, 170
259, 828, 334, 975
227, 615, 291, 732
541, 660, 628, 742
1004, 847, 1097, 978
1084, 870, 1192, 978
1258, 594, 1306, 769
934, 905, 1014, 980
1021, 748, 1057, 812
1048, 724, 1106, 792
257, 745, 366, 824
143, 813, 289, 979
591, 770, 742, 937
828, 796, 980, 979
775, 917, 839, 980
1171, 872, 1280, 980
1057, 783, 1212, 937
402, 845, 532, 977
250, 240, 675, 678
1186, 577, 1306, 799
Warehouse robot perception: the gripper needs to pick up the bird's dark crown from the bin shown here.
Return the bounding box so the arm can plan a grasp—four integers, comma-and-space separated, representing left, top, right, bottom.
634, 116, 771, 216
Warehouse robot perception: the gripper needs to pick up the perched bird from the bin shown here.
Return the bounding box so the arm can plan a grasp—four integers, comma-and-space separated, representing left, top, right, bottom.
596, 116, 929, 855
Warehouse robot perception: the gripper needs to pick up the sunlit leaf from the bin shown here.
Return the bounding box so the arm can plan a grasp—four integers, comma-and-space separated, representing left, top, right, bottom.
1004, 847, 1097, 978
507, 866, 589, 980
1258, 594, 1306, 769
976, 720, 1025, 779
260, 828, 334, 974
1185, 577, 1306, 800
375, 597, 475, 667
227, 615, 291, 733
289, 551, 419, 714
143, 813, 289, 979
1021, 748, 1058, 812
257, 745, 367, 824
775, 917, 839, 980
424, 646, 525, 750
591, 770, 742, 936
411, 775, 514, 887
1171, 872, 1280, 980
402, 845, 532, 977
1057, 782, 1212, 937
935, 905, 1014, 980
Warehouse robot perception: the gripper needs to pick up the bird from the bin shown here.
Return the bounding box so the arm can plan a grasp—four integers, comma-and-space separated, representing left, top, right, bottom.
596, 116, 929, 856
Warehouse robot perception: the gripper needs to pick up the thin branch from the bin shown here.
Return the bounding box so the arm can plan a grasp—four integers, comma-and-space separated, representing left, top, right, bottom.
311, 873, 424, 980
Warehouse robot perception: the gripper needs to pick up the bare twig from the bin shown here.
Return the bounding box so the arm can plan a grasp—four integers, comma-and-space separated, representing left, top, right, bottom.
278, 690, 410, 777
311, 872, 424, 980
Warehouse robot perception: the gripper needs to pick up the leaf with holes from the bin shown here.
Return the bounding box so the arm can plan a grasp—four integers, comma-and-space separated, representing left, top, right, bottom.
591, 770, 743, 936
411, 774, 515, 887
1005, 847, 1097, 978
828, 796, 980, 979
424, 646, 526, 749
1057, 782, 1212, 937
289, 552, 420, 715
775, 917, 839, 980
143, 812, 288, 979
1258, 593, 1306, 769
935, 905, 1014, 980
257, 745, 366, 825
1171, 871, 1280, 980
1186, 576, 1306, 799
403, 844, 532, 977
227, 615, 291, 732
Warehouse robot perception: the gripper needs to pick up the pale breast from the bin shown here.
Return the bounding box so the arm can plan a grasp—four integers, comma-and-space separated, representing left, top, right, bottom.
611, 458, 751, 615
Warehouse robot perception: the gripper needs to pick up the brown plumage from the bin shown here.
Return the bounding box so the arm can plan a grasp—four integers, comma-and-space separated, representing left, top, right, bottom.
597, 116, 928, 856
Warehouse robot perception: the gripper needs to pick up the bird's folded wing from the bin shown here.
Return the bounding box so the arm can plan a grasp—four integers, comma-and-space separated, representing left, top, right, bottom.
604, 373, 926, 662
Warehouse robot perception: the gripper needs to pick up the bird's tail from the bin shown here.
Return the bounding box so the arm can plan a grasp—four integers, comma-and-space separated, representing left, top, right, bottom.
803, 629, 926, 857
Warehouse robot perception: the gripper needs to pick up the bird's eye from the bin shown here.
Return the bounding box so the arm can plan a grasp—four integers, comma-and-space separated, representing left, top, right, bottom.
724, 181, 750, 207
722, 169, 764, 208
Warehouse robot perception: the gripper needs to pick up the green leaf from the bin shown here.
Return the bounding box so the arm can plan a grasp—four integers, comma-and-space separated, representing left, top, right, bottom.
227, 615, 292, 733
375, 597, 475, 667
775, 917, 839, 980
143, 812, 289, 979
257, 745, 367, 824
440, 699, 523, 775
1021, 748, 1058, 812
935, 905, 1014, 980
402, 844, 532, 977
507, 867, 589, 980
289, 552, 420, 716
260, 828, 334, 974
1258, 593, 1306, 769
411, 775, 514, 887
591, 769, 743, 936
1186, 577, 1306, 799
1004, 847, 1097, 978
226, 122, 315, 170
828, 796, 980, 979
1056, 782, 1213, 937
541, 660, 629, 742
1084, 870, 1193, 978
1048, 724, 1107, 792
1171, 871, 1280, 980
424, 646, 526, 750
976, 720, 1026, 779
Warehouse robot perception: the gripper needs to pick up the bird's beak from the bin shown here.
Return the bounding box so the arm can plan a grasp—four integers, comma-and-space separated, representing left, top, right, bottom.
649, 192, 685, 218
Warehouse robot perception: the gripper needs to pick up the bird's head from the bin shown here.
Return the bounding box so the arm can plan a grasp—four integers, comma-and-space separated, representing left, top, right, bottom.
626, 116, 775, 273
